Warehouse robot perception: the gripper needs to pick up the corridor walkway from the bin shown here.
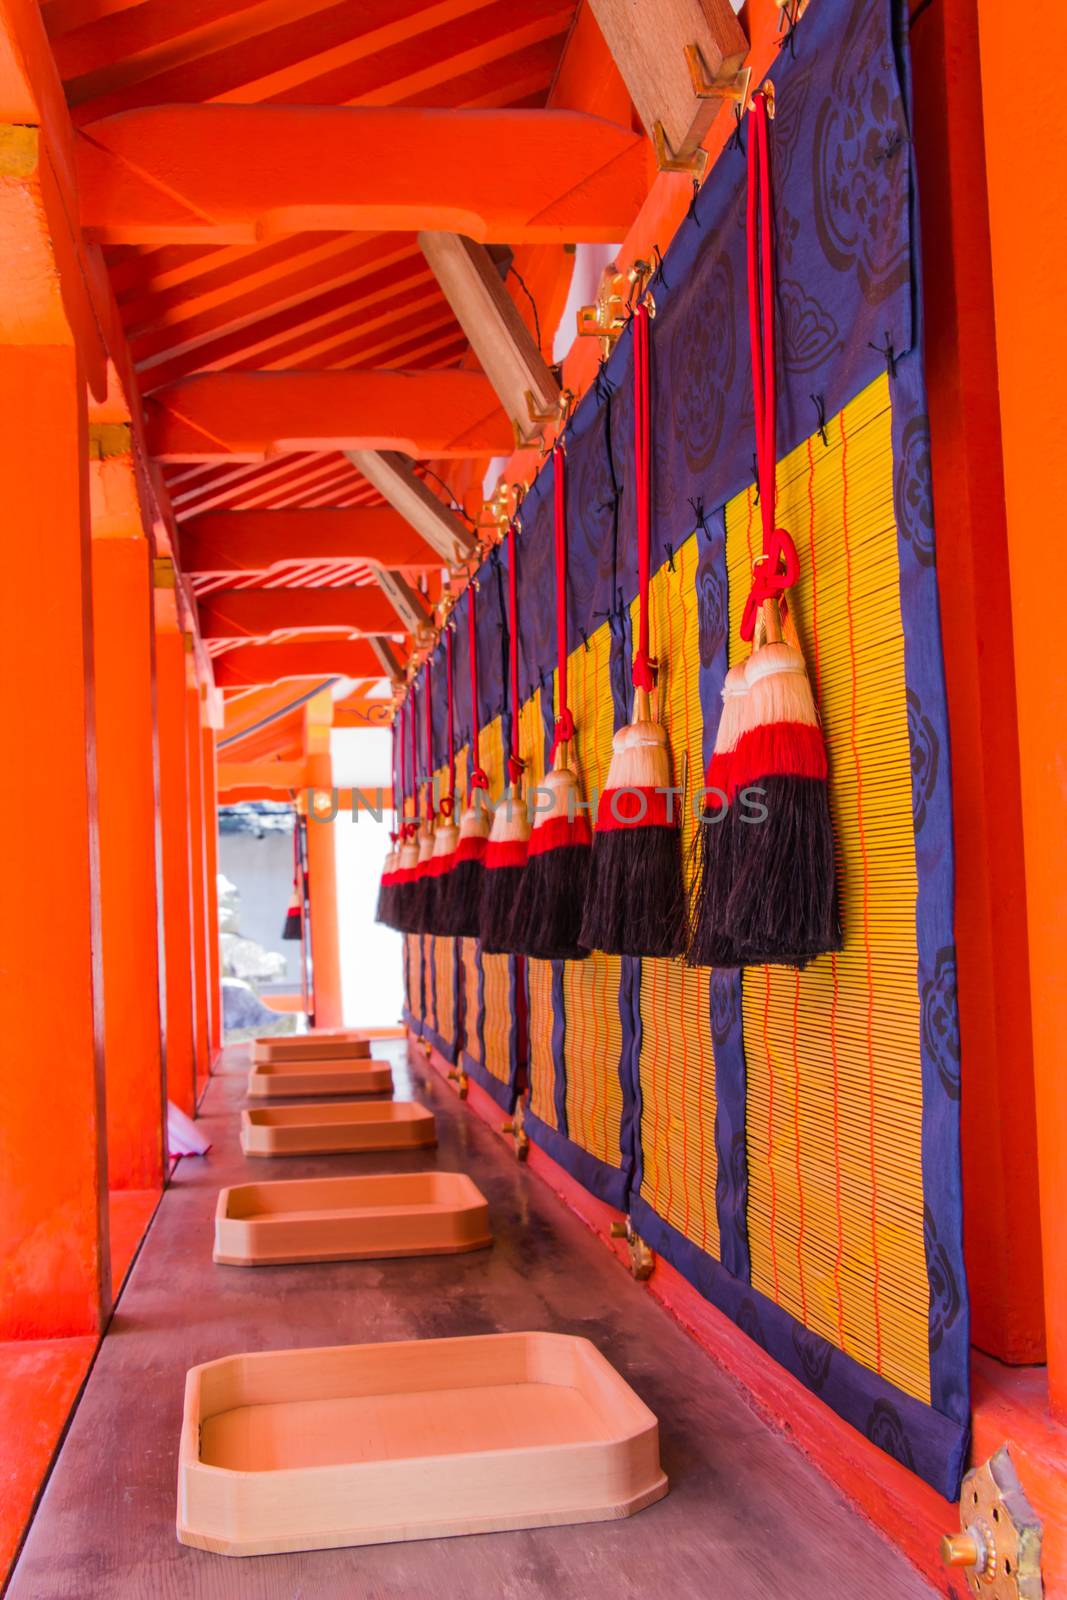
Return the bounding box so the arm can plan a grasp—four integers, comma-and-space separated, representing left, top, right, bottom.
9, 1041, 939, 1600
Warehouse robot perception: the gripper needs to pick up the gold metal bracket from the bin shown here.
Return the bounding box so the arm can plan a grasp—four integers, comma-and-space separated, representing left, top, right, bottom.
446, 1065, 469, 1100
577, 261, 628, 357
652, 119, 708, 177
501, 1100, 530, 1162
942, 1447, 1042, 1599
610, 1217, 655, 1280
684, 44, 752, 113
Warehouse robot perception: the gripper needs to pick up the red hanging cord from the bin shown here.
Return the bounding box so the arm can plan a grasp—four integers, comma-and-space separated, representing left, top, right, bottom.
406, 689, 417, 838
389, 716, 399, 842
507, 520, 524, 784
632, 302, 656, 693
467, 580, 487, 796
741, 89, 799, 641
442, 624, 455, 818
550, 446, 575, 760
423, 659, 434, 822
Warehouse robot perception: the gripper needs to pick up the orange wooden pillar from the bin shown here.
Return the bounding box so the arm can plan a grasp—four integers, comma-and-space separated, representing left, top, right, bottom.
89, 434, 166, 1196
0, 341, 111, 1337
910, 0, 1045, 1363
154, 590, 199, 1118
185, 678, 211, 1099
977, 3, 1067, 1413
202, 725, 222, 1058
304, 691, 344, 1029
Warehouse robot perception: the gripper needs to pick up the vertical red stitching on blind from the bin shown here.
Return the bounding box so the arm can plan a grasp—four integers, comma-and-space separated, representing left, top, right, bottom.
809, 432, 847, 1349
696, 968, 710, 1253
840, 407, 883, 1373
649, 958, 663, 1213
763, 963, 780, 1303
792, 967, 808, 1323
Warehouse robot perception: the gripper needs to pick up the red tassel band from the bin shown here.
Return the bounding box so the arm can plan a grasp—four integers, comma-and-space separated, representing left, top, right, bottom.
595, 785, 679, 833
454, 833, 489, 866
528, 815, 593, 856
425, 852, 457, 880
730, 721, 828, 790
484, 839, 529, 871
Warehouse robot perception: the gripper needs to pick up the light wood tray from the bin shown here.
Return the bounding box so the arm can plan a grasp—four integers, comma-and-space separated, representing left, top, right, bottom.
240, 1100, 436, 1158
177, 1331, 667, 1555
213, 1172, 491, 1266
252, 1035, 371, 1064
247, 1059, 394, 1099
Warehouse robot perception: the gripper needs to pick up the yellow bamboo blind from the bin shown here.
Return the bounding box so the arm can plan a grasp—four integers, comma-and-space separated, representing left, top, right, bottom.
725, 374, 928, 1404
458, 937, 480, 1063
553, 616, 626, 1168
563, 951, 624, 1166
481, 952, 512, 1088
518, 687, 546, 787
405, 932, 423, 1022
527, 958, 557, 1129
433, 936, 454, 1044
633, 530, 722, 1254
638, 959, 721, 1260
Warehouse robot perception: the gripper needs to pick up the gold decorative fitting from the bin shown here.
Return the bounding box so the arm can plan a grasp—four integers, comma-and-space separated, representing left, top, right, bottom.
628, 259, 657, 317
446, 1066, 469, 1100
577, 261, 628, 357
750, 79, 776, 119
652, 119, 708, 177
501, 1101, 530, 1162
941, 1447, 1042, 1599
685, 43, 752, 112
610, 1218, 655, 1280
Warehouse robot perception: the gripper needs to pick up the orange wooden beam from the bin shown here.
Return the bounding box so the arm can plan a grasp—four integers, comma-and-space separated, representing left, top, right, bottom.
0, 340, 110, 1340
911, 0, 1044, 1364
201, 725, 221, 1059
91, 523, 166, 1196
76, 105, 650, 246
154, 627, 199, 1116
197, 585, 402, 642
185, 677, 211, 1101
213, 640, 383, 689
146, 370, 512, 462
304, 694, 343, 1030
217, 760, 308, 796
978, 0, 1067, 1414
181, 506, 440, 578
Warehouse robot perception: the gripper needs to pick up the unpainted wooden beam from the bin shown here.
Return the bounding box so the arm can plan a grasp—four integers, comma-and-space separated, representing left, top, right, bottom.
376, 567, 433, 637
348, 449, 475, 566
586, 0, 749, 167
418, 231, 560, 442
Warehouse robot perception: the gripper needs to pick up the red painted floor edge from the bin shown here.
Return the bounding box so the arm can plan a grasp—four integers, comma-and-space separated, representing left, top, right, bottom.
418, 1035, 966, 1596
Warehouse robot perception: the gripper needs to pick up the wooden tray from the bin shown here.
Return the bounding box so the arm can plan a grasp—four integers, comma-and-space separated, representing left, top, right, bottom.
177, 1331, 667, 1555
213, 1172, 491, 1265
252, 1035, 371, 1064
247, 1059, 394, 1099
240, 1100, 436, 1157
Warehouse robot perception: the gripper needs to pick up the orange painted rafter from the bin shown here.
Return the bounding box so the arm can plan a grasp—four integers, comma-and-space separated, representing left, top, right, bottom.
217, 759, 308, 796
65, 0, 500, 118
197, 585, 401, 641
138, 269, 456, 391
213, 639, 382, 688
405, 32, 567, 110
146, 368, 512, 461
177, 455, 367, 517
130, 240, 433, 370
183, 508, 438, 579
296, 0, 574, 108
77, 105, 649, 245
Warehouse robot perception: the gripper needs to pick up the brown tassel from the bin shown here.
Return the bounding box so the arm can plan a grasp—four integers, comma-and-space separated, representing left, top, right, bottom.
686, 663, 748, 968
510, 747, 591, 959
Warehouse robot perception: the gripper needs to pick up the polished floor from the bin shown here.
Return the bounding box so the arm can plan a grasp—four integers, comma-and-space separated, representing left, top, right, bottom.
8, 1040, 940, 1599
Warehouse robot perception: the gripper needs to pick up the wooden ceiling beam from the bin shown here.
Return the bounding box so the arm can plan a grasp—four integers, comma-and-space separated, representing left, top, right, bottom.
197, 586, 401, 641
419, 231, 559, 443
376, 567, 432, 635
76, 105, 649, 245
212, 639, 383, 688
586, 0, 748, 168
347, 449, 475, 565
145, 370, 512, 463
368, 637, 406, 685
